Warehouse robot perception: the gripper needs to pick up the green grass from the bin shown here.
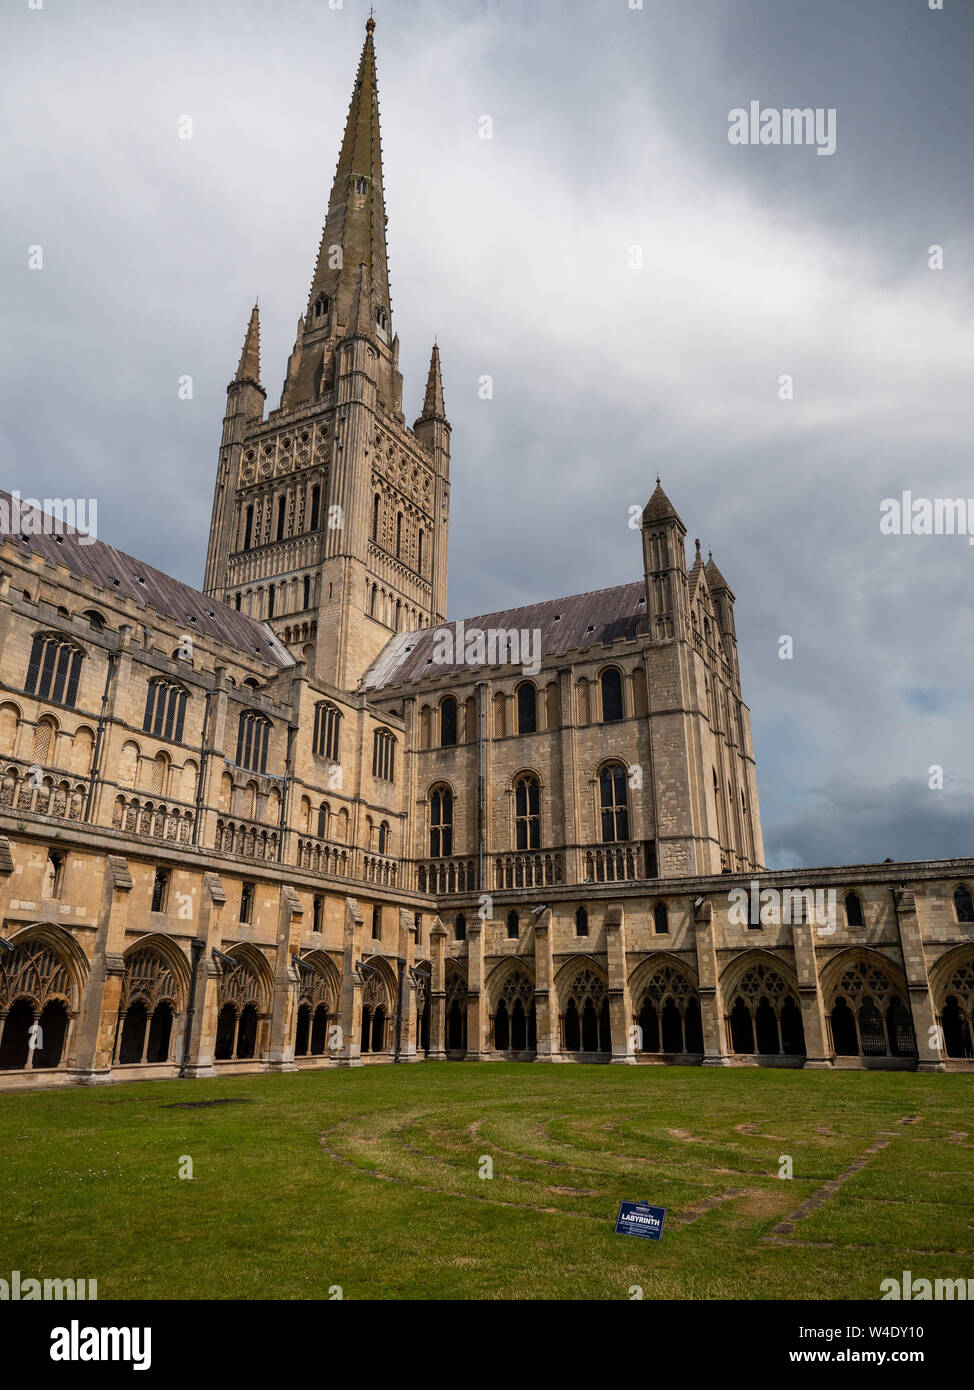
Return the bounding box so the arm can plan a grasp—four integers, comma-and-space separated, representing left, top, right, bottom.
1, 1064, 972, 1300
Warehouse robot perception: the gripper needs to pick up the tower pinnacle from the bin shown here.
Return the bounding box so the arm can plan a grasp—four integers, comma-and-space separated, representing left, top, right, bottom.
235, 303, 261, 385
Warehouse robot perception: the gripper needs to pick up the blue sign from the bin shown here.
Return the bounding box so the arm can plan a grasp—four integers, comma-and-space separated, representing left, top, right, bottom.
615, 1201, 666, 1240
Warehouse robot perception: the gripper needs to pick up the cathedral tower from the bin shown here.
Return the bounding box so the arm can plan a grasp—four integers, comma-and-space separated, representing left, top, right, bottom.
204, 17, 450, 690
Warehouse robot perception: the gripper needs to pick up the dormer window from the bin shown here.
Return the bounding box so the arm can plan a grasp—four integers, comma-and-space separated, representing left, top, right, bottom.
375, 307, 388, 331
313, 294, 329, 319
354, 177, 368, 195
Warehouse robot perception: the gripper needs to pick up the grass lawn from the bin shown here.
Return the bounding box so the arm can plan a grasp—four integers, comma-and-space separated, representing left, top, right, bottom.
1, 1063, 972, 1300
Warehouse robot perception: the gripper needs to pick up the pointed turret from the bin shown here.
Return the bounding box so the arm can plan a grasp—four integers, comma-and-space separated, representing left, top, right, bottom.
416, 343, 446, 424
706, 550, 740, 685
641, 477, 688, 641
235, 302, 261, 385
705, 550, 733, 598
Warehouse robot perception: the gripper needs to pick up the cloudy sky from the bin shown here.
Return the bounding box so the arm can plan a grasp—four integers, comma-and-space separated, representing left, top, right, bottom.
3, 0, 973, 869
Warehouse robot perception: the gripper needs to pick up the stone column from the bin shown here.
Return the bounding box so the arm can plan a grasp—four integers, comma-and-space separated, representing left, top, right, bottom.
532, 907, 561, 1060
792, 918, 830, 1068
338, 896, 364, 1066
428, 915, 447, 1060
266, 885, 301, 1072
70, 855, 133, 1084
397, 909, 419, 1062
894, 888, 945, 1072
694, 898, 732, 1065
180, 872, 225, 1078
605, 903, 636, 1063
465, 917, 488, 1059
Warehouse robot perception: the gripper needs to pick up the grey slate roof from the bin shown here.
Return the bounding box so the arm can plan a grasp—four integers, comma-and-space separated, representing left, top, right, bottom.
0, 490, 288, 665
362, 581, 649, 690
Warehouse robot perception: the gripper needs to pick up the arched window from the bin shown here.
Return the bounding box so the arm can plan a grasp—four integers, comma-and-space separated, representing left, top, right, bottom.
844, 891, 864, 928
729, 962, 806, 1057
378, 821, 389, 855
235, 713, 270, 774
429, 785, 453, 857
562, 968, 611, 1053
372, 492, 380, 541
417, 528, 424, 574
309, 485, 321, 532
143, 679, 188, 742
316, 802, 328, 839
302, 575, 311, 609
372, 728, 396, 782
25, 633, 84, 708
313, 702, 341, 762
653, 901, 669, 934
455, 913, 467, 942
599, 763, 630, 843
396, 511, 403, 557
267, 586, 275, 619
600, 667, 624, 723
827, 959, 916, 1059
313, 293, 329, 319
440, 696, 458, 747
275, 496, 286, 542
0, 939, 72, 1071
506, 910, 519, 940
514, 774, 541, 849
575, 905, 588, 937
355, 177, 368, 195
242, 505, 254, 551
953, 885, 974, 923
636, 964, 704, 1055
516, 682, 537, 735
83, 610, 105, 631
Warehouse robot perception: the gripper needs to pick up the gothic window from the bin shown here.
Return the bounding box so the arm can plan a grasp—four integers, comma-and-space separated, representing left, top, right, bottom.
275, 496, 286, 542
940, 959, 974, 1058
235, 713, 270, 773
25, 633, 83, 708
636, 965, 704, 1054
43, 850, 65, 899
417, 528, 424, 575
376, 307, 388, 331
562, 967, 610, 1053
309, 485, 321, 532
953, 885, 974, 923
844, 891, 865, 928
514, 774, 541, 850
440, 696, 458, 748
372, 905, 382, 941
214, 951, 265, 1061
354, 177, 368, 194
653, 901, 669, 934
313, 293, 329, 318
378, 821, 389, 854
599, 763, 630, 843
455, 912, 467, 942
0, 938, 73, 1070
372, 728, 396, 782
372, 493, 380, 541
242, 505, 254, 551
827, 959, 916, 1058
313, 702, 342, 762
317, 802, 328, 838
506, 910, 519, 940
728, 962, 805, 1057
575, 905, 588, 937
303, 575, 311, 609
600, 667, 624, 723
446, 969, 467, 1050
312, 895, 324, 933
115, 948, 180, 1065
429, 785, 453, 858
143, 679, 188, 743
516, 682, 537, 735
32, 716, 55, 765
150, 868, 170, 914
493, 970, 535, 1051
396, 511, 403, 557
239, 881, 255, 925
235, 594, 242, 611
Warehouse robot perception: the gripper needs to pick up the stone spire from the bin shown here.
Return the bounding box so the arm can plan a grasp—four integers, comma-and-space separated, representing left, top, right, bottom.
416, 343, 446, 422
304, 18, 390, 332
235, 303, 261, 385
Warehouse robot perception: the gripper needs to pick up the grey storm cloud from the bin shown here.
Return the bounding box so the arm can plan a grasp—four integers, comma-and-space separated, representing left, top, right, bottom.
2, 0, 973, 869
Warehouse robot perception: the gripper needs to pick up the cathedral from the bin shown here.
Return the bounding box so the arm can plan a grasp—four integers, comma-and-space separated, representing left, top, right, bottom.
1, 18, 972, 1089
